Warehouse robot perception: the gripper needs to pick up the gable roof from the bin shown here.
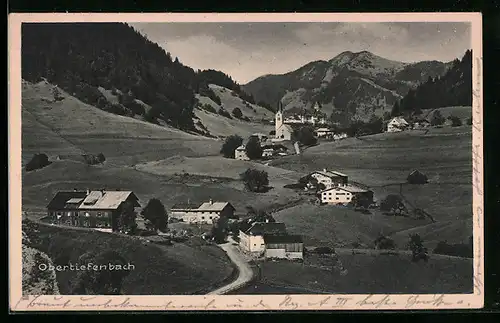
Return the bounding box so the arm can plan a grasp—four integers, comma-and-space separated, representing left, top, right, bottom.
389, 117, 409, 125
264, 234, 303, 244
245, 222, 287, 236
311, 170, 348, 178
198, 201, 234, 212
320, 184, 370, 194
170, 203, 201, 210
235, 145, 246, 151
47, 190, 138, 210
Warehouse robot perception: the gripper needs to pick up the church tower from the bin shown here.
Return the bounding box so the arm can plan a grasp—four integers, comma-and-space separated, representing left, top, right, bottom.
275, 101, 284, 132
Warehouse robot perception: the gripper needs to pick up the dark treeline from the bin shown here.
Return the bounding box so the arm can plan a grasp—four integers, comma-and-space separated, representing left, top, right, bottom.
21, 23, 258, 131
392, 50, 472, 117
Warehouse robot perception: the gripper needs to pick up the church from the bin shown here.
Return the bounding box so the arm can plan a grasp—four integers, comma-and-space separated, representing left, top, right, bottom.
274, 101, 327, 141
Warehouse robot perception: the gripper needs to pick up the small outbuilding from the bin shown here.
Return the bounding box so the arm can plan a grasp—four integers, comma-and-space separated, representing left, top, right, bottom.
407, 170, 428, 184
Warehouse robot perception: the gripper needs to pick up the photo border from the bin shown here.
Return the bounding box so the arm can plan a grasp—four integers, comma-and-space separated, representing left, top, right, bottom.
8, 12, 484, 311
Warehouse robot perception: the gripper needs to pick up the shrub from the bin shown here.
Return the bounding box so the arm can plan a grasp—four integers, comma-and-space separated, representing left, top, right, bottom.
218, 108, 232, 119
25, 153, 51, 171
430, 110, 445, 126
202, 104, 217, 114
97, 153, 106, 163
374, 235, 396, 250
380, 194, 408, 216
448, 115, 463, 127
408, 234, 429, 262
314, 246, 335, 254
232, 107, 243, 119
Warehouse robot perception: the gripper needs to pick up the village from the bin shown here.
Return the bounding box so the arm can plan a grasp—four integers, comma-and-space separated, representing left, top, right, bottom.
42, 101, 441, 267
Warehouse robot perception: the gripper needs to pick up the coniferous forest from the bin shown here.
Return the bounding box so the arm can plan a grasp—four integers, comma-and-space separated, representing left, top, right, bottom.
392, 50, 472, 117
21, 23, 256, 131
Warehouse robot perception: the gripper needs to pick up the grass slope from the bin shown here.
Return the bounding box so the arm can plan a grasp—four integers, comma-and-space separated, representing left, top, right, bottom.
28, 222, 234, 295
22, 80, 219, 166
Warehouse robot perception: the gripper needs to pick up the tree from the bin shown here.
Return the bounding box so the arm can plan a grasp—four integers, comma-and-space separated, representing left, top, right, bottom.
246, 207, 276, 223
117, 201, 138, 234
430, 110, 445, 126
25, 153, 51, 172
71, 250, 130, 294
448, 115, 462, 127
97, 153, 106, 163
408, 234, 429, 262
380, 194, 408, 216
220, 135, 243, 158
141, 198, 168, 232
241, 168, 269, 193
245, 136, 263, 160
391, 101, 401, 117
232, 107, 243, 119
294, 126, 317, 146
349, 194, 373, 209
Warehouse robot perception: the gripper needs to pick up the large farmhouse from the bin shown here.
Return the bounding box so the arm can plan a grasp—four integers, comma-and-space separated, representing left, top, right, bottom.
170, 199, 236, 225
239, 222, 287, 253
309, 169, 349, 189
319, 185, 374, 205
46, 189, 140, 231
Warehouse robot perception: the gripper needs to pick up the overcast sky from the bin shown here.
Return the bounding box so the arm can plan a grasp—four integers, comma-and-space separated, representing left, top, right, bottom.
130, 22, 471, 84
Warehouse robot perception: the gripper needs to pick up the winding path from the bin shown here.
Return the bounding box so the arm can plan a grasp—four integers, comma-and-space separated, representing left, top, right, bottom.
207, 238, 254, 295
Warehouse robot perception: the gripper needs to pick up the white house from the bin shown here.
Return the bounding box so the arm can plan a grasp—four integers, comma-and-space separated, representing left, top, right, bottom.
333, 132, 348, 140
170, 200, 235, 224
309, 169, 349, 189
387, 117, 410, 132
264, 235, 304, 260
319, 185, 374, 205
315, 127, 334, 138
262, 148, 274, 158
234, 145, 249, 160
239, 222, 287, 254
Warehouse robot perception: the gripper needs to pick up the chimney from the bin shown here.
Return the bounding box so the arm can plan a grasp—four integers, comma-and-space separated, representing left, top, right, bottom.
73, 188, 77, 192
86, 189, 90, 196
323, 168, 327, 172
209, 199, 213, 205
266, 219, 269, 223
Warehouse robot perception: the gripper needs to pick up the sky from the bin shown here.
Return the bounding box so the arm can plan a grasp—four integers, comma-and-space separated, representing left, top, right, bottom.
131, 22, 471, 84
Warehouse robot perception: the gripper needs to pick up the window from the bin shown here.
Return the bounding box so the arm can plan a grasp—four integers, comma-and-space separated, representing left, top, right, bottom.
201, 216, 205, 220
57, 212, 62, 216
97, 212, 102, 217
336, 197, 339, 200
209, 216, 213, 219
328, 192, 332, 195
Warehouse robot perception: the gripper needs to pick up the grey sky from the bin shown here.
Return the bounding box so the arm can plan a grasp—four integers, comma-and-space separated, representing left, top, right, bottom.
130, 22, 471, 84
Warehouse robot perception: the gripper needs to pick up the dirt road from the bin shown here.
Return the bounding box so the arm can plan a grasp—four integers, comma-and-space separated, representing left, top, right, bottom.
207, 238, 254, 295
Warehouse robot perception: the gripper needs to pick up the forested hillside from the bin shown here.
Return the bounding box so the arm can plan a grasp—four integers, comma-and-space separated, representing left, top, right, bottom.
21, 23, 260, 132
392, 50, 472, 116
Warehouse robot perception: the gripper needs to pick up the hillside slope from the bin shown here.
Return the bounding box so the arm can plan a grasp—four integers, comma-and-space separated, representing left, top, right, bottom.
22, 80, 219, 167
243, 51, 452, 124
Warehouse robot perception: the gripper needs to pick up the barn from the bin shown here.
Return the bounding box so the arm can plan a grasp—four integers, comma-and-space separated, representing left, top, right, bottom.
264, 234, 304, 260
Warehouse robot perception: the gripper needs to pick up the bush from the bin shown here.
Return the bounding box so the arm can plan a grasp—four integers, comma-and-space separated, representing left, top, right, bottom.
140, 198, 168, 232
97, 153, 106, 163
25, 153, 51, 171
218, 108, 232, 119
448, 115, 463, 127
240, 168, 269, 193
232, 107, 243, 119
374, 235, 396, 250
314, 246, 335, 254
202, 104, 217, 114
380, 194, 408, 216
408, 234, 429, 262
430, 110, 445, 126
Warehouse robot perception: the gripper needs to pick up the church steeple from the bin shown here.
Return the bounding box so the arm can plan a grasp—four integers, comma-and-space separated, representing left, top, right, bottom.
275, 100, 284, 130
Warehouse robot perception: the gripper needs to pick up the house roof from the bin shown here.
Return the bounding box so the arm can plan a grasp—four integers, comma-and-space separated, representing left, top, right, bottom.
315, 127, 333, 132
264, 234, 303, 245
170, 203, 201, 210
47, 190, 138, 210
312, 170, 348, 178
389, 117, 409, 125
198, 201, 234, 212
47, 191, 88, 210
320, 184, 369, 194
235, 145, 246, 151
246, 222, 287, 236
79, 191, 137, 210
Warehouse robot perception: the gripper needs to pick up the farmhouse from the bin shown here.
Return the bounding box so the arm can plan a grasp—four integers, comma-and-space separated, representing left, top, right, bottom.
264, 235, 304, 260
315, 127, 335, 138
46, 189, 140, 231
387, 117, 410, 133
319, 185, 374, 205
234, 145, 249, 160
239, 222, 287, 254
333, 132, 348, 140
262, 148, 274, 158
170, 199, 235, 225
309, 169, 349, 189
